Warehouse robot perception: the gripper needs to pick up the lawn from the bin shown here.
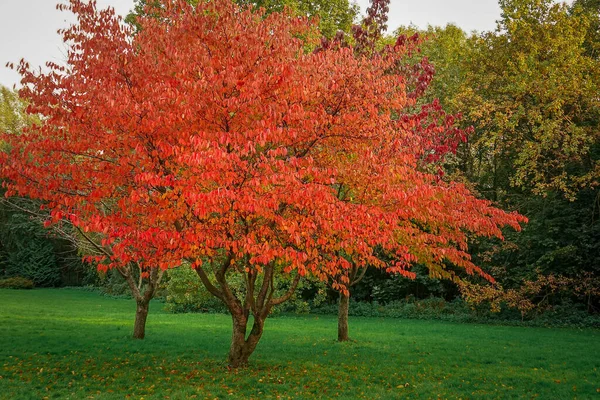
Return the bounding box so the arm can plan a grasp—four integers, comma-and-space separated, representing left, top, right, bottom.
0, 289, 598, 399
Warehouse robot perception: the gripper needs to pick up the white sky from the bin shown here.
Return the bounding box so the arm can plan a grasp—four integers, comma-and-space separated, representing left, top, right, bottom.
0, 0, 566, 88
0, 0, 134, 88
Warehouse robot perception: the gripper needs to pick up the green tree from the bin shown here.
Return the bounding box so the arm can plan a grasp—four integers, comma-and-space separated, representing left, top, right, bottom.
433, 0, 600, 314
454, 0, 600, 200
0, 87, 38, 137
390, 3, 600, 315
393, 24, 471, 109
0, 87, 61, 286
0, 200, 60, 286
571, 0, 600, 59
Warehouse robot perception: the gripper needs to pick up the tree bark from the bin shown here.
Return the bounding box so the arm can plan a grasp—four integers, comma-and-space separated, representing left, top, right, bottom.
338, 291, 350, 342
133, 299, 150, 339
227, 313, 265, 368
337, 264, 365, 342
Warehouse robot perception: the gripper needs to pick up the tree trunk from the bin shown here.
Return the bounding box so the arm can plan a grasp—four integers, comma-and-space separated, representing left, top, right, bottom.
133, 299, 150, 339
228, 313, 265, 368
338, 291, 350, 342
195, 260, 299, 367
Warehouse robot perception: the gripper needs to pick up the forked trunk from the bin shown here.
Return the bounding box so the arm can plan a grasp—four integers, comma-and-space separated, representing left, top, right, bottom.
114, 264, 163, 340
338, 291, 350, 342
228, 313, 265, 368
133, 299, 149, 339
194, 260, 301, 367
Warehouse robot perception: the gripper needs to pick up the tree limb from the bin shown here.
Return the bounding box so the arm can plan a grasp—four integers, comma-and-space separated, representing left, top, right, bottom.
269, 273, 301, 307
194, 264, 225, 301
351, 265, 368, 286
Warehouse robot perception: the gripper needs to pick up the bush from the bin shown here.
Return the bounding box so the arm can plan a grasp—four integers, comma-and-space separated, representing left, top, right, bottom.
0, 207, 61, 287
275, 279, 328, 315
164, 264, 226, 313
97, 269, 132, 298
458, 274, 600, 321
311, 296, 600, 328
369, 265, 449, 304
0, 276, 34, 289
3, 244, 60, 287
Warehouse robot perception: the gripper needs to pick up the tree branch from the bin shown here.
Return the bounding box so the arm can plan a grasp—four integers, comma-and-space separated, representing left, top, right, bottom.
269, 273, 301, 307
74, 225, 113, 258
256, 263, 274, 311
213, 253, 243, 313
194, 264, 225, 301
351, 265, 368, 286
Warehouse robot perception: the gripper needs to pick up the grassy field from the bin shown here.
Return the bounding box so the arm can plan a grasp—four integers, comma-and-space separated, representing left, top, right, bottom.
0, 289, 598, 399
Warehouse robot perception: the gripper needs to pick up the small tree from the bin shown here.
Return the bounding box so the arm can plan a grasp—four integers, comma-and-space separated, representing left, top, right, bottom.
321, 0, 493, 342
2, 84, 162, 339
0, 196, 164, 339
1, 0, 525, 367
74, 228, 165, 340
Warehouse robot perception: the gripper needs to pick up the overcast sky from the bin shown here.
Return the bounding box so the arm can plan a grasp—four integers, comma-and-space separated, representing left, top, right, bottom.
0, 0, 531, 88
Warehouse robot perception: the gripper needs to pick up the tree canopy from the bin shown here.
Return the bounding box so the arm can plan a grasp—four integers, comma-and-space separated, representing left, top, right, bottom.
125, 0, 359, 38
455, 0, 600, 200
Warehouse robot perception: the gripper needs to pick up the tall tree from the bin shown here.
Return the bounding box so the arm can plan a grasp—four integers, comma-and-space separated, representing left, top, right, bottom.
430, 0, 600, 309
359, 1, 600, 315
1, 0, 524, 367
454, 0, 600, 201
570, 0, 599, 59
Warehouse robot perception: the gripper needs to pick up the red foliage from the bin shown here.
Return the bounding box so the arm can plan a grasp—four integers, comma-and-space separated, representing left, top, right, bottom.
1, 0, 526, 289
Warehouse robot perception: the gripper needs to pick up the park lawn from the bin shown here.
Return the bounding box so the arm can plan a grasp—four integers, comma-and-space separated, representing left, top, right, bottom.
0, 289, 598, 399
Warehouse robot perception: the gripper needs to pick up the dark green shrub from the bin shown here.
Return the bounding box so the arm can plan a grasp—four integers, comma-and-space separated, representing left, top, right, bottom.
275, 279, 327, 315
0, 276, 34, 289
311, 296, 600, 328
0, 203, 61, 287
3, 241, 59, 287
369, 265, 449, 303
97, 269, 132, 297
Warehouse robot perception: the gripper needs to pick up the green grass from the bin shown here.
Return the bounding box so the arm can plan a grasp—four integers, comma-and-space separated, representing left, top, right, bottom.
0, 289, 598, 399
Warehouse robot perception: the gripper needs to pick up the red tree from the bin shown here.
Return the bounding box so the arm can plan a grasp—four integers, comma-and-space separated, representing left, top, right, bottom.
320, 0, 485, 342
1, 0, 525, 366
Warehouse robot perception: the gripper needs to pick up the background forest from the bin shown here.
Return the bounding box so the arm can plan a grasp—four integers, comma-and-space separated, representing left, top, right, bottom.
1, 0, 599, 327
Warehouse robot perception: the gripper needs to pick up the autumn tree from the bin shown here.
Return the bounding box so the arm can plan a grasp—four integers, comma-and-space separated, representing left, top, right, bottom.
72, 228, 165, 339
328, 0, 600, 319
0, 87, 87, 287
1, 84, 164, 337
323, 0, 472, 342
1, 0, 524, 367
